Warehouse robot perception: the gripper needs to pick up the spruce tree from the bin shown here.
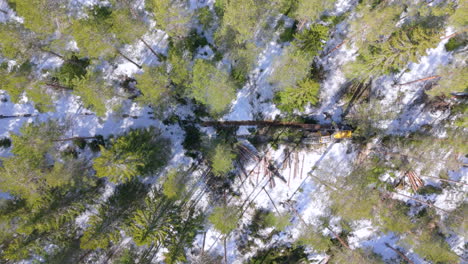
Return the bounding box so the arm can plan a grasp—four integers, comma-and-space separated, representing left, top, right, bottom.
274, 78, 320, 113
0, 121, 65, 202
93, 128, 171, 183
71, 71, 113, 116
345, 24, 443, 80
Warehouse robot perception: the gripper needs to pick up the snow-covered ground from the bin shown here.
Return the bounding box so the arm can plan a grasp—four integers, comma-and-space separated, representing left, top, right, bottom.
1, 0, 466, 263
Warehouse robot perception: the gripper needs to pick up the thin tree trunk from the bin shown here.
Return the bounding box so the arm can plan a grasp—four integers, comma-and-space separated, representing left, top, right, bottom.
46, 82, 73, 90
385, 243, 414, 264
441, 29, 467, 40
324, 39, 348, 57
297, 19, 307, 31
326, 227, 351, 250
117, 50, 142, 69
262, 186, 280, 214
396, 75, 441, 86
201, 231, 206, 255
39, 47, 65, 60
140, 38, 164, 61
224, 236, 228, 264
419, 175, 468, 186
391, 192, 451, 214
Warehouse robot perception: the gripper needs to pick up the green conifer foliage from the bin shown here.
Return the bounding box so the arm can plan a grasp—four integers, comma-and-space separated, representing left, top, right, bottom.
52, 55, 90, 88
210, 143, 235, 176
216, 0, 269, 44
196, 6, 214, 30
274, 78, 320, 113
209, 205, 240, 234
0, 23, 34, 61
0, 62, 33, 103
293, 0, 335, 23
135, 66, 170, 107
269, 47, 311, 91
264, 212, 292, 231
190, 59, 236, 115
0, 121, 66, 202
8, 0, 66, 36
404, 230, 460, 264
69, 17, 115, 59
127, 195, 177, 246
168, 47, 192, 89
71, 72, 113, 116
350, 0, 403, 50
162, 169, 187, 200
293, 24, 329, 56
93, 128, 171, 183
448, 1, 468, 31
296, 227, 332, 252
345, 25, 443, 80
146, 0, 192, 38
70, 5, 145, 60
80, 180, 148, 250
428, 55, 468, 97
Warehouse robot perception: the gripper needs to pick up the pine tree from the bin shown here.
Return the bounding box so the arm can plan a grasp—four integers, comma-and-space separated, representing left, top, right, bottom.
135, 66, 171, 108
69, 11, 115, 59
146, 0, 192, 38
52, 55, 90, 88
215, 0, 270, 45
7, 0, 66, 37
209, 205, 240, 234
93, 127, 171, 183
349, 0, 404, 50
210, 143, 236, 176
162, 169, 187, 200
292, 0, 335, 24
126, 194, 177, 246
428, 54, 468, 97
269, 47, 312, 91
447, 1, 467, 31
0, 22, 35, 62
168, 47, 192, 89
190, 59, 236, 115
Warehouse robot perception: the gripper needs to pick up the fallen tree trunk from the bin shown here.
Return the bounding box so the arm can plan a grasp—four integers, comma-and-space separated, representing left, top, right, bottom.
0, 114, 35, 119
396, 75, 441, 86
53, 136, 97, 142
324, 39, 348, 57
202, 120, 329, 131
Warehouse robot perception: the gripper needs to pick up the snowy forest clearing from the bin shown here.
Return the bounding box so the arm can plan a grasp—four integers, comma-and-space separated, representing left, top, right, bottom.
0, 0, 467, 263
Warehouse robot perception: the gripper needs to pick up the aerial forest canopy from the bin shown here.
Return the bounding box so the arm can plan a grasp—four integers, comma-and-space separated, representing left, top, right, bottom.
0, 0, 466, 263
